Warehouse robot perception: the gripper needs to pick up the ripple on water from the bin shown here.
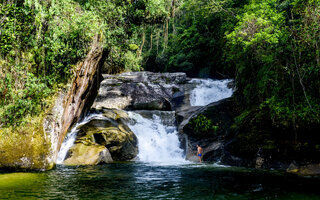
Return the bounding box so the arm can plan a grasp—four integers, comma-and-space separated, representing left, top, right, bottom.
1, 163, 320, 199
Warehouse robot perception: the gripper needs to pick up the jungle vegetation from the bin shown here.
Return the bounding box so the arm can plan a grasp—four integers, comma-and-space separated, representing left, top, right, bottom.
0, 0, 319, 146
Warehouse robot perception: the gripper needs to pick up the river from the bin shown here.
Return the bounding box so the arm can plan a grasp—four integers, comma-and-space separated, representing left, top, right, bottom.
1, 163, 320, 199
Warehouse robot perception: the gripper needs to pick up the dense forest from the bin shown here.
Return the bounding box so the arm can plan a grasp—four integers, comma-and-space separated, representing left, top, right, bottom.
0, 0, 319, 158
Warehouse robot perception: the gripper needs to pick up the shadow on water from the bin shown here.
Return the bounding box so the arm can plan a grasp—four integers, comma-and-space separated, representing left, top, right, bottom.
1, 162, 320, 199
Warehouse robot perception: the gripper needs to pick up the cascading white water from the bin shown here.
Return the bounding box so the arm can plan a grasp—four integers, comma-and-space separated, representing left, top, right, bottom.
127, 111, 187, 164
56, 113, 106, 164
190, 79, 233, 106
56, 128, 77, 164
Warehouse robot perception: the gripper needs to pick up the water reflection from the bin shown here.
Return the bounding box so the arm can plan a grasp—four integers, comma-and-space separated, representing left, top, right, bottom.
0, 172, 46, 199
133, 163, 183, 199
0, 163, 320, 199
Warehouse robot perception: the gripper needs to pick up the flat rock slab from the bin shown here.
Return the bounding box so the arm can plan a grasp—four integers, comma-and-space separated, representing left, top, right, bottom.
92, 72, 188, 111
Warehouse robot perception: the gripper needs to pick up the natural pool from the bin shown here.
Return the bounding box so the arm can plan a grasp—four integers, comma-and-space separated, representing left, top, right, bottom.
1, 162, 320, 199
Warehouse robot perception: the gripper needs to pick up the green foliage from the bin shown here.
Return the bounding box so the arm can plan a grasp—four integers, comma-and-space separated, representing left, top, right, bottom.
0, 2, 35, 56
223, 0, 320, 135
226, 0, 285, 50
128, 0, 170, 24
1, 0, 320, 142
44, 0, 102, 78
190, 114, 219, 136
144, 0, 241, 78
124, 51, 142, 71
129, 44, 139, 50
0, 0, 134, 127
0, 67, 51, 127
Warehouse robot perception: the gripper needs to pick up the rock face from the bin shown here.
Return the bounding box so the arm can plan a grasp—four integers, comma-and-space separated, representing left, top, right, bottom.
69, 109, 138, 161
179, 98, 238, 162
57, 72, 192, 165
64, 143, 113, 165
223, 106, 320, 169
92, 72, 187, 111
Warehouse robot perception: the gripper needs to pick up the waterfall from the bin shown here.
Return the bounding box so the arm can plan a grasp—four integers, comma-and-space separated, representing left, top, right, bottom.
189, 79, 233, 106
56, 113, 106, 164
56, 128, 77, 164
127, 111, 187, 164
57, 76, 234, 165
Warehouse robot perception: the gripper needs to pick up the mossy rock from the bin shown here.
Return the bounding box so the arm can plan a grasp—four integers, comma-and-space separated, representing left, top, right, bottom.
75, 109, 138, 161
0, 115, 54, 171
64, 143, 112, 165
183, 98, 237, 139
102, 109, 129, 121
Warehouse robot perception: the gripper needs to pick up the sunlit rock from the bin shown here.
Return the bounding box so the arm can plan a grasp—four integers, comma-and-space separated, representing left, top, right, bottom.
64, 143, 112, 165
72, 109, 138, 161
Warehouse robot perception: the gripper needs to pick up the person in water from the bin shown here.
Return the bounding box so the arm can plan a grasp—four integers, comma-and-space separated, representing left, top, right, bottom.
197, 144, 203, 163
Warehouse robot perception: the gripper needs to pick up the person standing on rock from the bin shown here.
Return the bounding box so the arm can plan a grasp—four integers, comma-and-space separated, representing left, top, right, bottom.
197, 144, 203, 163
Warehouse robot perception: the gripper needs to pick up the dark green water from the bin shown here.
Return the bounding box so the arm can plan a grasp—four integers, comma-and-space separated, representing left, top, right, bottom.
0, 162, 320, 199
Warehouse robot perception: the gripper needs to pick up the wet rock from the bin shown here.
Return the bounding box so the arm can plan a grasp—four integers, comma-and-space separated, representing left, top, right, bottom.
219, 152, 247, 167
178, 98, 237, 162
287, 162, 299, 173
287, 163, 320, 176
255, 157, 265, 169
180, 97, 237, 138
134, 110, 177, 126
92, 72, 187, 111
74, 109, 138, 161
227, 80, 235, 89
170, 81, 198, 113
185, 137, 224, 162
64, 143, 113, 165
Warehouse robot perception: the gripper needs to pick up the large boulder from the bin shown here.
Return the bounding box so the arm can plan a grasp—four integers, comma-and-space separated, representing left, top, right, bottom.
64, 143, 112, 165
92, 72, 187, 111
179, 98, 238, 162
71, 109, 138, 161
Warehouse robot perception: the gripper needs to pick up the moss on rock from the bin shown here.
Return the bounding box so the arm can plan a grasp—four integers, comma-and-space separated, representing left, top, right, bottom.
0, 114, 53, 171
64, 143, 112, 165
74, 109, 138, 161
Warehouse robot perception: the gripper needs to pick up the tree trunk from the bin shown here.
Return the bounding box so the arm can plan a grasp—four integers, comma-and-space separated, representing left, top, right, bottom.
138, 28, 145, 57
156, 29, 160, 55
149, 26, 153, 51
163, 19, 169, 50
52, 35, 108, 153
172, 0, 176, 34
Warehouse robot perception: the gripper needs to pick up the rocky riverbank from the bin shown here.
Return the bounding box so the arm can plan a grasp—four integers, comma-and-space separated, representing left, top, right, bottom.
2, 70, 320, 176
0, 36, 107, 171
